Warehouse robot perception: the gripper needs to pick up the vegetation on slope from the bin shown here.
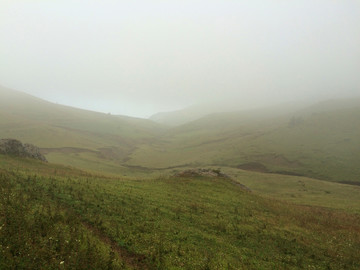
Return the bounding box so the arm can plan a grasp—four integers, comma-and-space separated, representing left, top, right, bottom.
0, 85, 166, 171
128, 99, 360, 183
1, 86, 359, 183
1, 156, 360, 269
221, 167, 360, 214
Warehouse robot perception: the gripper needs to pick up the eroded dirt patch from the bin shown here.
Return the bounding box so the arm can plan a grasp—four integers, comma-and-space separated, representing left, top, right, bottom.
237, 162, 269, 173
256, 154, 302, 167
41, 147, 96, 154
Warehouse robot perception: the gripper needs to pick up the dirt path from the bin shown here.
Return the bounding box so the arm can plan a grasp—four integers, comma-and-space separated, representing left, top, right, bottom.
82, 221, 152, 270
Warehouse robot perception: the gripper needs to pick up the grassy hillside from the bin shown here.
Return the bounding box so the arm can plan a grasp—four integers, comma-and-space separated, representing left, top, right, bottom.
0, 86, 166, 172
221, 167, 360, 214
1, 155, 360, 269
149, 103, 230, 126
128, 99, 360, 183
1, 85, 359, 183
149, 100, 308, 126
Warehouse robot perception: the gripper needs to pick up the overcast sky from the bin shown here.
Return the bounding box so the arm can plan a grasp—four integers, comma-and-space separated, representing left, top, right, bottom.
1, 0, 359, 118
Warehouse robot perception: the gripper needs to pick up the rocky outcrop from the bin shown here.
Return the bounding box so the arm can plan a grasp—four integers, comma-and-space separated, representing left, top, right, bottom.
174, 168, 251, 192
0, 139, 47, 162
174, 168, 230, 178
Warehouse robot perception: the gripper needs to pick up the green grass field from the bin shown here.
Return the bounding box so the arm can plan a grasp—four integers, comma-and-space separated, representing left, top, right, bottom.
1, 155, 360, 269
221, 167, 360, 214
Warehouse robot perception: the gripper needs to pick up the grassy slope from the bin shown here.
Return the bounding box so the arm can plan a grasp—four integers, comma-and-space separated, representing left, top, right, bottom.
1, 86, 359, 268
0, 86, 166, 171
221, 167, 360, 214
1, 85, 359, 183
1, 155, 360, 269
128, 99, 360, 183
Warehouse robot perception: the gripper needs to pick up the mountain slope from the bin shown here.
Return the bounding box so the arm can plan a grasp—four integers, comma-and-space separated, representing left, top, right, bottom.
128, 98, 360, 183
149, 99, 309, 126
0, 85, 166, 172
149, 103, 221, 126
1, 85, 359, 183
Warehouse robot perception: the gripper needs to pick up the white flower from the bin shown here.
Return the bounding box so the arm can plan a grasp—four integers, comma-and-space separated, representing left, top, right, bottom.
60, 261, 64, 265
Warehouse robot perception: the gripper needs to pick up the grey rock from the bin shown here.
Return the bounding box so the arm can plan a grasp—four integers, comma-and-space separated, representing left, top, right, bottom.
0, 138, 47, 162
174, 168, 230, 178
174, 168, 251, 192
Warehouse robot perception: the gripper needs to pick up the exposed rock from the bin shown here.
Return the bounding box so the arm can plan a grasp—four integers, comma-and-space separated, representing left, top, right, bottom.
232, 182, 252, 192
237, 162, 269, 173
0, 138, 47, 162
174, 168, 251, 192
174, 168, 230, 178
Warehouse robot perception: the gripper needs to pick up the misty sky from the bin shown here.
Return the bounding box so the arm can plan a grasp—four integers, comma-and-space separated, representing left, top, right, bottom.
1, 1, 359, 118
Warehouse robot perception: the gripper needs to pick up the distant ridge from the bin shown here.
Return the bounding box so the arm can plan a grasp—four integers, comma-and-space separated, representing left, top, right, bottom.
149, 104, 214, 126
149, 100, 311, 126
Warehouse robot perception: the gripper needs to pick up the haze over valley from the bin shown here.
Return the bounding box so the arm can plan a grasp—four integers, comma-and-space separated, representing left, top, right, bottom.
1, 0, 359, 117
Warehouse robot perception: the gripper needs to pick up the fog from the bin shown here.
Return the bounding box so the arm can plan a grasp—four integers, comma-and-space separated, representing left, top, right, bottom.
1, 0, 359, 118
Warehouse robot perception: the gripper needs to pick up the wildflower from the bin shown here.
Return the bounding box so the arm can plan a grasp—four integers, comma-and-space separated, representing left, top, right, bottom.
60, 261, 64, 265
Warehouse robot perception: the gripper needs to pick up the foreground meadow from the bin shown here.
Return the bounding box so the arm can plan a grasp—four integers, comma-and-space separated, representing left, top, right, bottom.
1, 156, 360, 269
